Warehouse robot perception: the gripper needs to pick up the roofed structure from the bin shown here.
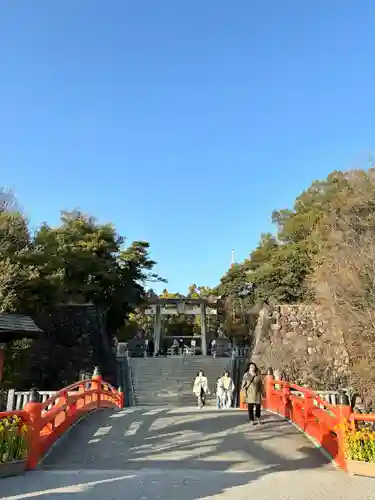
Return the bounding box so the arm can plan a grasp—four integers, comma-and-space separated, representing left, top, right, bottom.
146, 297, 219, 305
0, 313, 43, 344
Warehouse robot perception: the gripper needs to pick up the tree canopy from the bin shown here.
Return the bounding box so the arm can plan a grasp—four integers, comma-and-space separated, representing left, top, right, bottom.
211, 167, 375, 401
4, 166, 375, 394
216, 170, 364, 305
0, 202, 163, 334
0, 190, 165, 388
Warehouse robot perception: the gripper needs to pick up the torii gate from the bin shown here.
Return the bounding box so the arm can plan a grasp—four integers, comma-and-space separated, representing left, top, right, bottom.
144, 298, 218, 356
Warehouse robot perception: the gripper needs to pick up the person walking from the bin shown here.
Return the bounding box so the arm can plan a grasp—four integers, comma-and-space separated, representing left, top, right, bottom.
211, 339, 217, 358
179, 338, 184, 355
191, 338, 197, 355
216, 377, 223, 409
241, 362, 264, 425
193, 370, 210, 408
171, 338, 179, 355
217, 370, 235, 408
147, 338, 155, 357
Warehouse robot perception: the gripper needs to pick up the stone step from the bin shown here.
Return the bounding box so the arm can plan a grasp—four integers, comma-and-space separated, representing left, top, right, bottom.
134, 376, 220, 378
131, 366, 230, 371
130, 356, 231, 407
133, 402, 218, 407
133, 385, 218, 392
133, 384, 219, 392
135, 376, 222, 378
130, 359, 231, 366
132, 395, 217, 404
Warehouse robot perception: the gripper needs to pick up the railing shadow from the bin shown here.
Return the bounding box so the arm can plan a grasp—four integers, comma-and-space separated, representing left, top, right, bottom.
0, 468, 299, 500
1, 407, 358, 499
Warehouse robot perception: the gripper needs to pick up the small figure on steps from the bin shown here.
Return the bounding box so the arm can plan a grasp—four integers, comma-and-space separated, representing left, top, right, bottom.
171, 338, 179, 356
191, 338, 196, 356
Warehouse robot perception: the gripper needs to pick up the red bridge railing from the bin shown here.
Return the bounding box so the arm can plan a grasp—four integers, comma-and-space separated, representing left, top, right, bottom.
0, 371, 124, 469
240, 370, 375, 471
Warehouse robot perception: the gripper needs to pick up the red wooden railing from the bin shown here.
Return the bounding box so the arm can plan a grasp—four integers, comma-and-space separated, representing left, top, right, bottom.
0, 372, 124, 469
240, 371, 375, 471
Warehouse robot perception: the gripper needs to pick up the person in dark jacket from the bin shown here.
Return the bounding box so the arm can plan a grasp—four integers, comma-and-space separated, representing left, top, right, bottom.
241, 362, 264, 425
147, 338, 155, 357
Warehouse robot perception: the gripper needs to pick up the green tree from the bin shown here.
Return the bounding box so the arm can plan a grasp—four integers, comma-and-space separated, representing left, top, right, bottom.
214, 171, 363, 342
25, 211, 163, 336
187, 284, 199, 298
217, 171, 355, 307
0, 189, 35, 314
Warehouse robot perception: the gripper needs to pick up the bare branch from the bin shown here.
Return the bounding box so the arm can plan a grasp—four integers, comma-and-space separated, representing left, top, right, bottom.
311, 206, 375, 408
0, 187, 20, 214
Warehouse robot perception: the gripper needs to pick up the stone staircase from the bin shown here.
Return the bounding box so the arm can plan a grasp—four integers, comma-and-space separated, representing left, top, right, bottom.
129, 356, 231, 407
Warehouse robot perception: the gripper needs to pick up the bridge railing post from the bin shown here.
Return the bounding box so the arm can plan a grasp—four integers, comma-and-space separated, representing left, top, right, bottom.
239, 387, 247, 409
92, 367, 102, 408
264, 367, 274, 410
282, 386, 291, 419
6, 388, 15, 411
118, 386, 125, 408
24, 388, 42, 469
304, 393, 314, 432
335, 391, 352, 471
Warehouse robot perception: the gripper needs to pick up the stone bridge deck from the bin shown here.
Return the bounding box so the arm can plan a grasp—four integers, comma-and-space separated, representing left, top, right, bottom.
1, 408, 374, 499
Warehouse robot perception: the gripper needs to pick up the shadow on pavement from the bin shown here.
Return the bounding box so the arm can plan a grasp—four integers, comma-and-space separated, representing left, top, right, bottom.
0, 408, 338, 499
0, 469, 272, 500
41, 409, 330, 471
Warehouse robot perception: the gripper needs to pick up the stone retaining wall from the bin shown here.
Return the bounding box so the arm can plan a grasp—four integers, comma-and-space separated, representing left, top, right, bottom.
252, 304, 351, 390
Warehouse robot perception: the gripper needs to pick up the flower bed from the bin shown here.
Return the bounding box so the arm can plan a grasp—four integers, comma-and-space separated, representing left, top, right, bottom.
342, 419, 375, 477
0, 414, 28, 466
345, 422, 375, 463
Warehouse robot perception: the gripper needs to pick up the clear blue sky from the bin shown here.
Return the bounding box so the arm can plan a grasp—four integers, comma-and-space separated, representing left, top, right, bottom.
1, 1, 375, 293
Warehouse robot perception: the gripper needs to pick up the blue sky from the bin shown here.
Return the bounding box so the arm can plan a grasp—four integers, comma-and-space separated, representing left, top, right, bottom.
1, 1, 375, 293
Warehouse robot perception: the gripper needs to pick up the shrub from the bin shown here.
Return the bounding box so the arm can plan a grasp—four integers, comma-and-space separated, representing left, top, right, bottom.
344, 420, 375, 463
0, 415, 29, 463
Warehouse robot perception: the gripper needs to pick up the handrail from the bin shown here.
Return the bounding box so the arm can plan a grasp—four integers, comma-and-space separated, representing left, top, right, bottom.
350, 413, 375, 423
273, 380, 338, 414
6, 389, 58, 411
239, 372, 375, 472
127, 358, 136, 407
0, 374, 124, 469
263, 376, 349, 469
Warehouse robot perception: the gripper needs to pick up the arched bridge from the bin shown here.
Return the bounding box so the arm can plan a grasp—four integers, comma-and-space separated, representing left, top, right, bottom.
1, 373, 374, 499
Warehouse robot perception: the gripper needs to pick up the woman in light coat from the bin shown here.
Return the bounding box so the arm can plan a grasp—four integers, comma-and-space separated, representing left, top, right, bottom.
193, 370, 210, 408
241, 362, 264, 425
217, 370, 235, 408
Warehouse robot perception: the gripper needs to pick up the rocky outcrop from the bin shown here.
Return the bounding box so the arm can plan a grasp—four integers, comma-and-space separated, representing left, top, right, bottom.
252, 304, 351, 390
252, 304, 271, 354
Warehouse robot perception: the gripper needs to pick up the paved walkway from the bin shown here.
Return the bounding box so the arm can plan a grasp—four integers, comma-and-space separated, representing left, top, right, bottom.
1, 407, 374, 499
